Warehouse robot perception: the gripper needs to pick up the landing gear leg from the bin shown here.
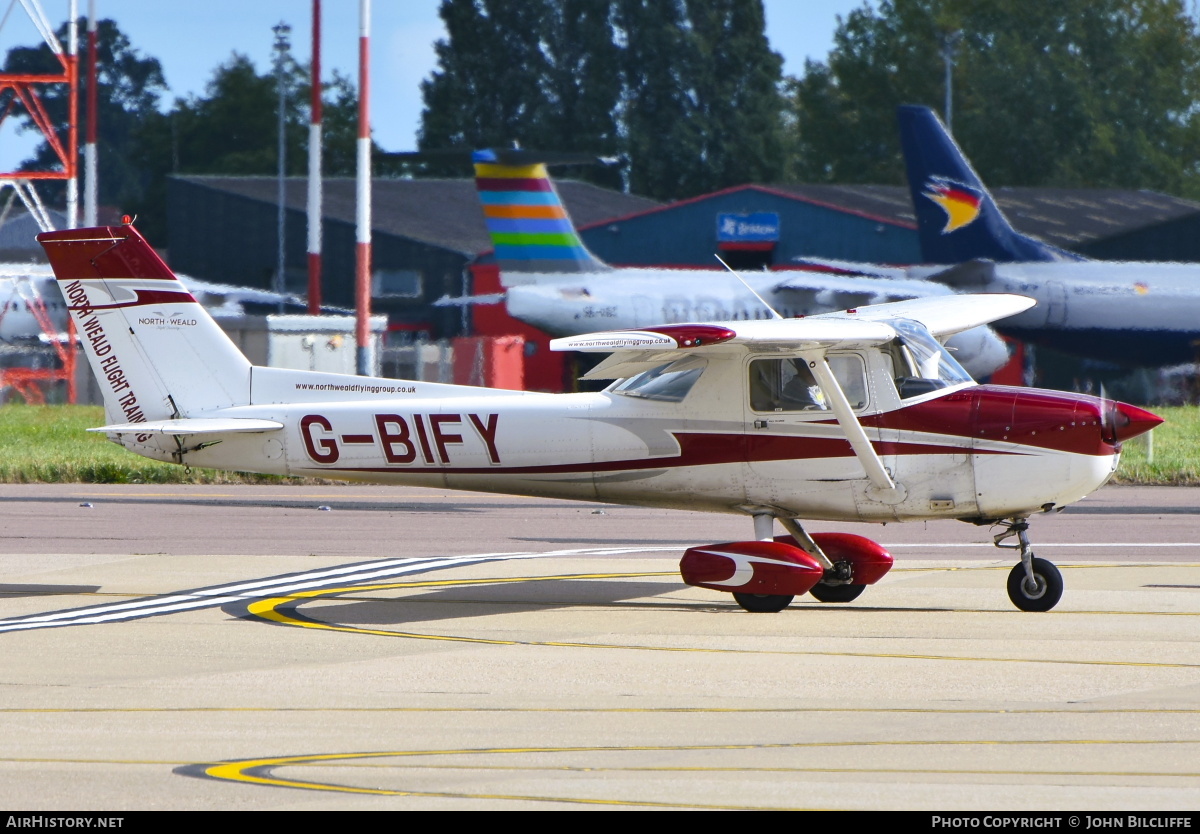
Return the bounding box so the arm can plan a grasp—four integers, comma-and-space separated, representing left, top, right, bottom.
778, 518, 865, 603
995, 518, 1063, 612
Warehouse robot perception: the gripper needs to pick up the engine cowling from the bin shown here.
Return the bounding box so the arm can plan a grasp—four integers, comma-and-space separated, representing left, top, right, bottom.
680, 541, 824, 597
775, 532, 894, 585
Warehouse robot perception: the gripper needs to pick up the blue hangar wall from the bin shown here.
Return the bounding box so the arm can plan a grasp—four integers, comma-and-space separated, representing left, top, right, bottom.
574, 185, 921, 268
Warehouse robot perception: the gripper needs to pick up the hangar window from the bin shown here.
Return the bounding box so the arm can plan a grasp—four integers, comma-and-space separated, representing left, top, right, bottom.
612, 356, 707, 402
372, 269, 423, 298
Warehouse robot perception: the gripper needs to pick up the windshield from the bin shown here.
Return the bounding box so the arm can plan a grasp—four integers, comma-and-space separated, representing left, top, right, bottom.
611, 356, 707, 402
889, 318, 974, 399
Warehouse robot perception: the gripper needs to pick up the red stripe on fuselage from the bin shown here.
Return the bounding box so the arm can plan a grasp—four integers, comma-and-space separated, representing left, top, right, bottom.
313, 430, 1016, 478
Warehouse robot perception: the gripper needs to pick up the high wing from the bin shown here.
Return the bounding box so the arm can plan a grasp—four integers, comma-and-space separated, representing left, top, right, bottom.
789, 256, 909, 280
826, 292, 1033, 337
558, 293, 1034, 380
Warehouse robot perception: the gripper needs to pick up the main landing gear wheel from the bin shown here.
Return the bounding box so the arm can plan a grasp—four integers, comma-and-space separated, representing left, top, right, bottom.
1006, 558, 1063, 612
808, 583, 866, 603
733, 592, 794, 613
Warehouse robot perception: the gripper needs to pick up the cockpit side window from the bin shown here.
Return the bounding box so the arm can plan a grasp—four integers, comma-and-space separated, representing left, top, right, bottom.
749, 354, 867, 412
887, 318, 974, 399
611, 355, 707, 402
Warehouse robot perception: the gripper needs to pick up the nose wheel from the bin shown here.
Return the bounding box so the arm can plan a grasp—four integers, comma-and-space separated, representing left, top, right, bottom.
995, 518, 1064, 612
1005, 558, 1063, 612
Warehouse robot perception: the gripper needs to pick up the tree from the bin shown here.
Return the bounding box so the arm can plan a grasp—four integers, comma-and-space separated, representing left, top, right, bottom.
3, 18, 168, 216
171, 53, 303, 176
418, 0, 554, 158
615, 0, 704, 198
790, 0, 1200, 196
681, 0, 790, 190
419, 0, 790, 198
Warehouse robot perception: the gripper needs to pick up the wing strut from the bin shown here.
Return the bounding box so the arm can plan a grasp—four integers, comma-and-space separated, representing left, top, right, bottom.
800, 350, 907, 505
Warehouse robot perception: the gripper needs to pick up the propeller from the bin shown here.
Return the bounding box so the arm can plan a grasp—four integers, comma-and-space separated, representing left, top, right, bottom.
1098, 382, 1135, 446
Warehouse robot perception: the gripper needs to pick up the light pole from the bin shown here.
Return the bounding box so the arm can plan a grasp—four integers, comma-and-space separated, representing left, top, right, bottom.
273, 21, 291, 311
941, 29, 962, 133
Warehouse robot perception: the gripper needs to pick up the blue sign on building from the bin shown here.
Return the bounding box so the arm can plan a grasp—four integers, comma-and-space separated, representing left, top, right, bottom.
716, 212, 780, 242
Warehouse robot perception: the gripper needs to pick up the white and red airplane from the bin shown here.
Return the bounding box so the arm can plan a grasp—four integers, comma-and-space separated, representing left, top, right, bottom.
38, 221, 1162, 612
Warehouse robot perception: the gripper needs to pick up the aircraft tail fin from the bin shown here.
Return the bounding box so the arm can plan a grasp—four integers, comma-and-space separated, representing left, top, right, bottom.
897, 105, 1084, 264
472, 152, 612, 276
36, 224, 252, 426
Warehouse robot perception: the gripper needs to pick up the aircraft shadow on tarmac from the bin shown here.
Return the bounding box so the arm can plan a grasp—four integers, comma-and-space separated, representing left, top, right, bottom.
237, 579, 686, 627
0, 584, 101, 598
227, 579, 947, 628
19, 495, 600, 514
1062, 505, 1200, 515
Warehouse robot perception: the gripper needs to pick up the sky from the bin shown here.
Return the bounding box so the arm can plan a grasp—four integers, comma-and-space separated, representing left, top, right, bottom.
0, 0, 869, 171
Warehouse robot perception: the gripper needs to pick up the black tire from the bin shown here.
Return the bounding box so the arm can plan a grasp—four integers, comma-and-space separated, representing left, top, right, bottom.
809, 583, 866, 603
1006, 558, 1064, 612
732, 592, 794, 613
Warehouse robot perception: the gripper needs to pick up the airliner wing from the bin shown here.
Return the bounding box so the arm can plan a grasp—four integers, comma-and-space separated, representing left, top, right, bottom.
555, 293, 1034, 379
790, 256, 909, 280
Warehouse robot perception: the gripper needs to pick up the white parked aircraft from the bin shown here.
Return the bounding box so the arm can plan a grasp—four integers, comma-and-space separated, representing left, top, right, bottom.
799, 106, 1200, 368
38, 221, 1161, 612
418, 149, 1013, 379
0, 263, 348, 346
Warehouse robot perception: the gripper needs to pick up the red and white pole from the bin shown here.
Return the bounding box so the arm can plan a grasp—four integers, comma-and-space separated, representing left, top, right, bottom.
84, 0, 97, 227
354, 0, 372, 375
65, 0, 78, 228
306, 0, 322, 315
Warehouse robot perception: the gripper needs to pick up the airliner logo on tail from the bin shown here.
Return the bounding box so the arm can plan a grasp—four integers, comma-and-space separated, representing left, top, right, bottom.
923, 177, 983, 234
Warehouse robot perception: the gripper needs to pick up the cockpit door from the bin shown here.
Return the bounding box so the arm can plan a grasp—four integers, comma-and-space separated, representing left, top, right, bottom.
743, 352, 877, 481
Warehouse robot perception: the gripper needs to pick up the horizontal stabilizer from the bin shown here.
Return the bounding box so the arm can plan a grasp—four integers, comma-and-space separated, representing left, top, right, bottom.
89, 418, 284, 436
925, 259, 996, 288
790, 257, 908, 280
432, 293, 506, 307
382, 148, 619, 168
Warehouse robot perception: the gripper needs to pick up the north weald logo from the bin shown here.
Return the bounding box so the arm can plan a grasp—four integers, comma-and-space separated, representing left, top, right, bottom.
922, 177, 984, 234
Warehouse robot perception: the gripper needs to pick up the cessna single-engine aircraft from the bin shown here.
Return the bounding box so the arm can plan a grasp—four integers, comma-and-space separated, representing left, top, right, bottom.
806, 105, 1200, 367
413, 149, 1012, 379
38, 222, 1161, 612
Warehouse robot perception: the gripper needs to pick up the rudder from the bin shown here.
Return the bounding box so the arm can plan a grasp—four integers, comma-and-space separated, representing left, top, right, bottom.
473, 156, 611, 277
897, 105, 1083, 264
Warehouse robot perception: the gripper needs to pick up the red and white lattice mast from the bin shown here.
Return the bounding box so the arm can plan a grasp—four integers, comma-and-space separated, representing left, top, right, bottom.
0, 0, 79, 232
0, 0, 79, 404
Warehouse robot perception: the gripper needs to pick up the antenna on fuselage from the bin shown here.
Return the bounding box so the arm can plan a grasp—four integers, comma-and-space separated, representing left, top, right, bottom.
714, 254, 783, 320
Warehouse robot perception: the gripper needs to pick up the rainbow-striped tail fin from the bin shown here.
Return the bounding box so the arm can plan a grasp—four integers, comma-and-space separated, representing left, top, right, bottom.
473, 153, 610, 275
